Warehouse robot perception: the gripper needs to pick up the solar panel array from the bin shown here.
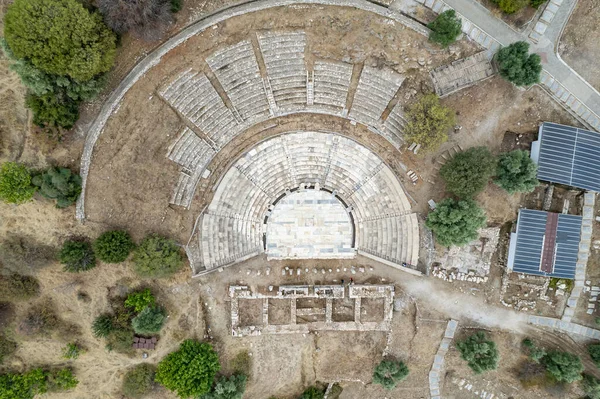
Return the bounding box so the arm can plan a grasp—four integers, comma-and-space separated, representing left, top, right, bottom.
512, 209, 582, 279
537, 122, 600, 192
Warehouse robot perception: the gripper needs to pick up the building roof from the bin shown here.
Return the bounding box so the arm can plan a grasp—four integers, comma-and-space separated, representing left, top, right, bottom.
535, 122, 600, 192
508, 209, 582, 279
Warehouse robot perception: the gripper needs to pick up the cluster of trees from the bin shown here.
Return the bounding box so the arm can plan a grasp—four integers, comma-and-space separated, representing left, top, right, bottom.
0, 162, 82, 208
492, 0, 546, 14
2, 0, 181, 133
427, 148, 538, 247
496, 41, 542, 87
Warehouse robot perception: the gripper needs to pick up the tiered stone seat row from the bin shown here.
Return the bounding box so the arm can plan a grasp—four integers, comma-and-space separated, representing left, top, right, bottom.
159, 69, 241, 148
283, 132, 331, 184
167, 127, 216, 172
357, 213, 419, 266
313, 60, 353, 112
382, 102, 406, 149
349, 66, 405, 126
171, 172, 197, 207
258, 31, 307, 110
206, 40, 271, 123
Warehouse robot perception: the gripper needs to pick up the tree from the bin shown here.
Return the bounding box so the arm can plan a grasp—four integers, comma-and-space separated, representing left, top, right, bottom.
589, 344, 600, 368
496, 41, 542, 87
98, 0, 173, 41
133, 235, 184, 278
0, 162, 35, 204
92, 314, 114, 338
94, 230, 135, 263
428, 10, 462, 47
155, 339, 220, 398
583, 374, 600, 399
404, 94, 456, 152
456, 331, 499, 374
26, 93, 80, 130
59, 240, 97, 272
125, 288, 156, 312
3, 0, 117, 82
494, 150, 538, 194
440, 147, 496, 198
426, 198, 486, 247
122, 364, 156, 398
31, 168, 82, 208
542, 351, 583, 383
132, 306, 166, 335
200, 374, 247, 399
372, 359, 409, 390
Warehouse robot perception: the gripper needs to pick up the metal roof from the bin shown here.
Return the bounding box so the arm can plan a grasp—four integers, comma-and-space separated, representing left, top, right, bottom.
510, 209, 582, 279
536, 122, 600, 191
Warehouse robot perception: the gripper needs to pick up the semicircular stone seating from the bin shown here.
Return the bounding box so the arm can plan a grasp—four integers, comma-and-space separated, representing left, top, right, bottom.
193, 131, 419, 274
157, 31, 410, 209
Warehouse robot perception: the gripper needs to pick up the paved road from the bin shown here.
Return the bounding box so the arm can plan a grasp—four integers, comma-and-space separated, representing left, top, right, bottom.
421, 0, 600, 130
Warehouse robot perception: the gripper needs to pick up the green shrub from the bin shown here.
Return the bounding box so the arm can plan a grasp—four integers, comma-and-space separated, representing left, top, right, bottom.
583, 374, 600, 399
495, 150, 538, 194
18, 301, 61, 337
125, 288, 155, 312
59, 240, 96, 272
171, 0, 182, 12
31, 167, 82, 208
456, 331, 499, 374
496, 41, 542, 87
0, 334, 17, 364
299, 386, 325, 399
440, 147, 496, 198
0, 368, 47, 399
94, 230, 135, 263
372, 359, 409, 390
529, 0, 546, 7
26, 93, 80, 130
230, 350, 251, 376
92, 314, 114, 338
522, 338, 534, 349
498, 0, 528, 13
589, 344, 600, 368
132, 306, 166, 335
98, 0, 173, 41
0, 273, 40, 301
529, 346, 546, 364
425, 198, 487, 247
133, 235, 184, 278
155, 339, 220, 398
404, 94, 455, 152
4, 0, 117, 82
0, 162, 35, 204
201, 374, 247, 399
62, 343, 83, 359
106, 327, 135, 353
0, 235, 56, 272
122, 363, 156, 398
46, 368, 78, 392
542, 351, 583, 383
428, 10, 462, 47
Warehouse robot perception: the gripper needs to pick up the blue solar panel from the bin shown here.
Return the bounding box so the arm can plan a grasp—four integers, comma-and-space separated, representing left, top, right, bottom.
537, 122, 600, 192
511, 209, 581, 279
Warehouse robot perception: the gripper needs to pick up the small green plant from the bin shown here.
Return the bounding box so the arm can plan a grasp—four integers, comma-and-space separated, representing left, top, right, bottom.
59, 239, 96, 272
428, 10, 462, 47
542, 350, 583, 383
589, 344, 600, 368
522, 338, 534, 349
94, 230, 135, 263
125, 288, 155, 312
132, 306, 166, 335
456, 331, 499, 374
230, 350, 251, 376
299, 386, 325, 399
62, 343, 83, 359
92, 314, 114, 338
31, 167, 82, 208
0, 273, 40, 301
46, 368, 78, 391
372, 359, 409, 390
155, 339, 220, 398
0, 162, 36, 204
122, 363, 156, 398
133, 234, 184, 278
201, 374, 247, 399
497, 0, 528, 13
170, 0, 182, 12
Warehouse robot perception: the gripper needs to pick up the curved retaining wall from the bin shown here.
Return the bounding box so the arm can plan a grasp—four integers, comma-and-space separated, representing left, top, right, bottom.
76, 0, 429, 220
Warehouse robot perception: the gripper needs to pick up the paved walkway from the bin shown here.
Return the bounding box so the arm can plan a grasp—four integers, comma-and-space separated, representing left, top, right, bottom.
412, 0, 600, 131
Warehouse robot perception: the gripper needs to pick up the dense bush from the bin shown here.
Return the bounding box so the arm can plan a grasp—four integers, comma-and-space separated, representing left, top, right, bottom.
428, 10, 462, 47
497, 0, 528, 13
122, 363, 156, 398
425, 198, 486, 247
94, 230, 135, 263
62, 343, 83, 359
583, 374, 600, 399
106, 328, 135, 353
170, 0, 182, 12
92, 314, 114, 338
26, 93, 80, 130
155, 339, 220, 398
59, 240, 96, 272
125, 288, 155, 312
440, 147, 496, 198
0, 368, 47, 399
133, 235, 184, 278
404, 94, 455, 152
0, 162, 35, 204
4, 0, 116, 82
0, 334, 17, 364
98, 0, 173, 41
46, 368, 78, 392
0, 273, 40, 301
372, 359, 409, 390
495, 150, 538, 194
456, 331, 499, 374
589, 344, 600, 368
299, 386, 325, 399
496, 41, 542, 87
132, 306, 166, 335
31, 167, 82, 208
0, 235, 56, 272
542, 351, 583, 383
529, 0, 547, 7
201, 374, 247, 399
18, 301, 61, 337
